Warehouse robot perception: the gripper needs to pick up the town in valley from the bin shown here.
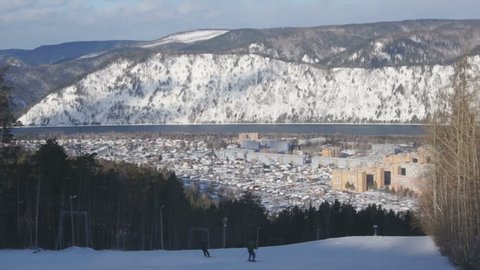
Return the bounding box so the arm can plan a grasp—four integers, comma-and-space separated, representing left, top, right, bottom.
17, 131, 428, 213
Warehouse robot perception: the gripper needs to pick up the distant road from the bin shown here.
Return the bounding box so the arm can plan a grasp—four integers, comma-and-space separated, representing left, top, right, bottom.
12, 124, 426, 136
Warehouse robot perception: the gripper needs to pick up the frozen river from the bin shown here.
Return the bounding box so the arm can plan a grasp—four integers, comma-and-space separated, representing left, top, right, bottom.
12, 123, 426, 136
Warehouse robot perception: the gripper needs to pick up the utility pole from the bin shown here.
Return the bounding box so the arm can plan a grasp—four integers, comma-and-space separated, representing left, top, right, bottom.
34, 171, 42, 250
160, 205, 165, 249
70, 195, 77, 246
222, 218, 227, 248
256, 226, 261, 248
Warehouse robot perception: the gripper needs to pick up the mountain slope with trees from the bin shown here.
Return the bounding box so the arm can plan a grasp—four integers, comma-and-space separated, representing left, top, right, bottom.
3, 19, 480, 124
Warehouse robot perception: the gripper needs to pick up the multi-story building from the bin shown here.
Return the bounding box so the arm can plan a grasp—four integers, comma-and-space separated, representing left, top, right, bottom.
261, 138, 292, 153
247, 152, 306, 166
240, 140, 261, 151
238, 133, 259, 142
312, 155, 381, 169
332, 147, 432, 193
238, 133, 293, 154
321, 147, 342, 158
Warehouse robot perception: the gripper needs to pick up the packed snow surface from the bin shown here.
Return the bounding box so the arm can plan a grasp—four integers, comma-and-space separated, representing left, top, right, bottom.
0, 236, 452, 270
139, 30, 229, 48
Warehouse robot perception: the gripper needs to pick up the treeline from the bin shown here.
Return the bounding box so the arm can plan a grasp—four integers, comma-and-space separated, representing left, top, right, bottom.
265, 202, 422, 245
0, 139, 421, 250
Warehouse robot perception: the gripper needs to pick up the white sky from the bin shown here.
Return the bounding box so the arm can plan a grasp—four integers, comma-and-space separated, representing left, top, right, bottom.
1, 0, 479, 49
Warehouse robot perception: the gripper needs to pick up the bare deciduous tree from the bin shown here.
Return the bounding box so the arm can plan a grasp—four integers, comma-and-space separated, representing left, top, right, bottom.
419, 56, 480, 269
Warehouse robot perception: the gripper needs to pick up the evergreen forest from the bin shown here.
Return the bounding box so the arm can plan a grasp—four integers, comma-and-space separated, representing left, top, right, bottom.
0, 139, 422, 250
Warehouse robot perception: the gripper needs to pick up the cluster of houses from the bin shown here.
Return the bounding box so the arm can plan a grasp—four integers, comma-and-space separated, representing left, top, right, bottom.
16, 132, 426, 212
235, 133, 432, 194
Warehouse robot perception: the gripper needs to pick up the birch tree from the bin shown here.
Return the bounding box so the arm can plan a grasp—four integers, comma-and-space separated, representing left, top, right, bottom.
419, 57, 480, 269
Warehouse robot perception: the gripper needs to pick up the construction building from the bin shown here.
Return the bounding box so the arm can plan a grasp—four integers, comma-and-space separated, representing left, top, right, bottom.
332, 147, 432, 193
321, 147, 342, 158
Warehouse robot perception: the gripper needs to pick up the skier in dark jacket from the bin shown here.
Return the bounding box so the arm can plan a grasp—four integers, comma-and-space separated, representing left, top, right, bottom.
247, 241, 256, 261
200, 240, 211, 257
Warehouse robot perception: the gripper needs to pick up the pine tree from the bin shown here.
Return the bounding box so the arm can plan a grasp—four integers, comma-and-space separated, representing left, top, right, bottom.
0, 67, 14, 146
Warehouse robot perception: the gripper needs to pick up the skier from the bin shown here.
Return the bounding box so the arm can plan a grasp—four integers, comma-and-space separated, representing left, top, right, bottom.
247, 240, 256, 262
200, 240, 211, 257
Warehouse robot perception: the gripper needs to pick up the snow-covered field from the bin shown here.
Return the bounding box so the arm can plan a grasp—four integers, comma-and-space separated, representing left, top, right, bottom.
0, 236, 453, 270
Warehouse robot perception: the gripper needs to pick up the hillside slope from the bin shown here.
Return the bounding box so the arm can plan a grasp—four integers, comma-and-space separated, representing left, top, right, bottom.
0, 236, 453, 270
19, 53, 480, 125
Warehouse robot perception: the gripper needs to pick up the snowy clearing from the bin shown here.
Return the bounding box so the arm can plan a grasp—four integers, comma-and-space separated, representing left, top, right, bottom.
77, 51, 107, 60
0, 236, 453, 270
139, 30, 229, 48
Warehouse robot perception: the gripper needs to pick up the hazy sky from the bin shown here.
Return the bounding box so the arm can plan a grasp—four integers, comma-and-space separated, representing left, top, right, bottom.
1, 0, 479, 49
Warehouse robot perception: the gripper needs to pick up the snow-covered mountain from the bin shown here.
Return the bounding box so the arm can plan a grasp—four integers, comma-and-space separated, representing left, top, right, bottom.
21, 53, 476, 125
7, 20, 480, 125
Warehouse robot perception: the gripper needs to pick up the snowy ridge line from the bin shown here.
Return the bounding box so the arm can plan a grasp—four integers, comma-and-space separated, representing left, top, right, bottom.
138, 29, 229, 48
77, 51, 107, 60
